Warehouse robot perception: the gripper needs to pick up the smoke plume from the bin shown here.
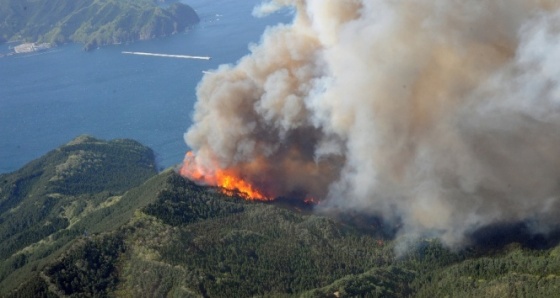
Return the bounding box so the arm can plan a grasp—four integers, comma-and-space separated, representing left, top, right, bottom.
183, 0, 560, 247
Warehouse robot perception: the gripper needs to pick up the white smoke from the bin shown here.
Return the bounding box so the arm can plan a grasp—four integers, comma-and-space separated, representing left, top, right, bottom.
184, 0, 560, 247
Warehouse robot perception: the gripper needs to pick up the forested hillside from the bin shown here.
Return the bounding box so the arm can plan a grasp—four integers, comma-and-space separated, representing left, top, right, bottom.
0, 135, 157, 293
2, 137, 560, 297
0, 0, 199, 50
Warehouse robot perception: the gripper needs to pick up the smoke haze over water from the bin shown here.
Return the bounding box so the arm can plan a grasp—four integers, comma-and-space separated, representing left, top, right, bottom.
183, 0, 560, 247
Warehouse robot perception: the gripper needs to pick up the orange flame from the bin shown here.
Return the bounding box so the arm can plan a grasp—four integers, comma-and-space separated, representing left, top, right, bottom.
304, 196, 320, 205
180, 152, 271, 201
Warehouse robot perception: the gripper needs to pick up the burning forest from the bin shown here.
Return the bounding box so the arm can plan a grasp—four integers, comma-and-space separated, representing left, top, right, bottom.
181, 0, 560, 248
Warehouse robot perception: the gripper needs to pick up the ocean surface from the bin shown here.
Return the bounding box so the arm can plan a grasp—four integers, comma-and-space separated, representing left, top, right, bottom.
0, 0, 292, 173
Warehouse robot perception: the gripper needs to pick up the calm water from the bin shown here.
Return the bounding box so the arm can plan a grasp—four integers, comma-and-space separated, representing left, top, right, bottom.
0, 0, 291, 173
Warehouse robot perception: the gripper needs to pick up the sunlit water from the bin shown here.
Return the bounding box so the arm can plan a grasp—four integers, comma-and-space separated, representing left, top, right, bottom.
0, 0, 291, 173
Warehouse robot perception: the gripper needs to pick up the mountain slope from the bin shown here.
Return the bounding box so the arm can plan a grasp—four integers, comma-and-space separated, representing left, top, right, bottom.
0, 0, 199, 50
0, 135, 157, 293
2, 137, 560, 297
6, 170, 402, 297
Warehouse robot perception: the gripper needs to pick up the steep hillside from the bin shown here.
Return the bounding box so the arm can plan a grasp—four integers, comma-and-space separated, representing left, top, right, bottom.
0, 135, 157, 293
5, 171, 402, 297
2, 137, 560, 297
0, 0, 199, 50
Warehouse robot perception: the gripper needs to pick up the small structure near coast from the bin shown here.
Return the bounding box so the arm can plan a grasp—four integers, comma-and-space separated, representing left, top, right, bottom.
14, 42, 52, 54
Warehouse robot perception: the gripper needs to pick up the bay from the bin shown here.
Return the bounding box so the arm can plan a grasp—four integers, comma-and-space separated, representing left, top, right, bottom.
0, 0, 292, 173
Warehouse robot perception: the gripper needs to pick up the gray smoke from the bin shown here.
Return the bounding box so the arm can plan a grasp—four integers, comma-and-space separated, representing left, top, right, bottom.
183, 0, 560, 247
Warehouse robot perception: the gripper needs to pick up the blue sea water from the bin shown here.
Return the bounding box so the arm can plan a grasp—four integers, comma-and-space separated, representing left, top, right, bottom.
0, 0, 292, 173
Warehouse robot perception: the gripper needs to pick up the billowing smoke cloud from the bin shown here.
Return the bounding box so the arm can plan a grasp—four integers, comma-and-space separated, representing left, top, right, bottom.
183, 0, 560, 247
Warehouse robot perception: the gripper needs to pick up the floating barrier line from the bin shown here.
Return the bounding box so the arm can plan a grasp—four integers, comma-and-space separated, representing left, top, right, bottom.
122, 51, 211, 60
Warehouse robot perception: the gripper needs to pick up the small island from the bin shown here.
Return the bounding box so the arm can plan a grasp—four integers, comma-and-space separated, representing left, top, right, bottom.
0, 0, 199, 51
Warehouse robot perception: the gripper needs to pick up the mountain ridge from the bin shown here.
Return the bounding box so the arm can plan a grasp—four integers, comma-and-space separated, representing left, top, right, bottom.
0, 0, 200, 50
0, 135, 158, 293
1, 136, 560, 297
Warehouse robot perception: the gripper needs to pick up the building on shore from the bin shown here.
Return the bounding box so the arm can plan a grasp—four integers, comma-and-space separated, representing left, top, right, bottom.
14, 42, 51, 54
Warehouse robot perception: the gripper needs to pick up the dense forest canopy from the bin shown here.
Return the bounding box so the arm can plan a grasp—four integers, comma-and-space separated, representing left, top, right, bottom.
0, 0, 199, 50
1, 137, 560, 297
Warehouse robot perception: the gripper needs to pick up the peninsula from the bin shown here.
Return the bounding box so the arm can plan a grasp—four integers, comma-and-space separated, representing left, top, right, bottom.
0, 0, 199, 51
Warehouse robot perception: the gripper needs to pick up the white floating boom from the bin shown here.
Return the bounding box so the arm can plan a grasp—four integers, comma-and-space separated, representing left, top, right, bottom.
122, 51, 211, 60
